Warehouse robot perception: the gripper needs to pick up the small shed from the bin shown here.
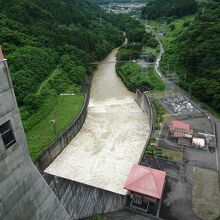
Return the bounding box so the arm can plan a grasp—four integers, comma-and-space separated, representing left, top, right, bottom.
192, 138, 205, 148
124, 164, 166, 211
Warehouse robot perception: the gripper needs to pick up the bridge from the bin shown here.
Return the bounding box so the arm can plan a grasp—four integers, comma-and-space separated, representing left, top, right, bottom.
91, 60, 155, 65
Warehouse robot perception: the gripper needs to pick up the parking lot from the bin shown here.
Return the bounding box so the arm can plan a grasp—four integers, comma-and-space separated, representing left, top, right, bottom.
147, 102, 218, 220
141, 142, 218, 220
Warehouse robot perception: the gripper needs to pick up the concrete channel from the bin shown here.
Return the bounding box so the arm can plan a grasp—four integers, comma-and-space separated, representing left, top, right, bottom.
45, 48, 150, 195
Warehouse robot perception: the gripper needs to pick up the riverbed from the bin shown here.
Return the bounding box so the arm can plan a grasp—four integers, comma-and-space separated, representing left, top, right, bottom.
45, 48, 149, 195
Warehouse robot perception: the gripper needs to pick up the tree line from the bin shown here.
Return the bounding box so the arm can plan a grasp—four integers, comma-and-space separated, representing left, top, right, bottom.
158, 0, 220, 112
141, 0, 198, 19
176, 2, 220, 111
0, 0, 124, 112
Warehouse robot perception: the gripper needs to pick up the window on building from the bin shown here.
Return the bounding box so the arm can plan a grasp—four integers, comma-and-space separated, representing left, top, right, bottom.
0, 121, 16, 149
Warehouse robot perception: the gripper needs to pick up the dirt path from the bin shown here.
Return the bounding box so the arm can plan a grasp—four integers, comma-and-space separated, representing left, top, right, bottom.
37, 68, 58, 94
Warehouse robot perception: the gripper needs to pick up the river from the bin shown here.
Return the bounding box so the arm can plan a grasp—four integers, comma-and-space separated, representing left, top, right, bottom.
45, 48, 149, 195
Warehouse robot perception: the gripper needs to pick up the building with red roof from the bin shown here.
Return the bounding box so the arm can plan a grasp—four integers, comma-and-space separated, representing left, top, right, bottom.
124, 164, 166, 211
170, 120, 193, 138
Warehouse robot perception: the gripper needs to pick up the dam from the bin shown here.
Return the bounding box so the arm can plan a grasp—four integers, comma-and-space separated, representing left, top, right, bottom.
45, 48, 149, 195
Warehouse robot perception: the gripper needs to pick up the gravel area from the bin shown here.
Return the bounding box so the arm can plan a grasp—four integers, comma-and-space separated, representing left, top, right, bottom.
192, 167, 220, 220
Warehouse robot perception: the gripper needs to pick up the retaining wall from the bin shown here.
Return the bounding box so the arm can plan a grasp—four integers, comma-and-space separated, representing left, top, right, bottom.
135, 90, 155, 164
43, 173, 127, 219
34, 93, 89, 171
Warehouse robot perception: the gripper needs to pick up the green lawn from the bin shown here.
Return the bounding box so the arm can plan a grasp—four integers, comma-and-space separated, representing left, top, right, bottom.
159, 148, 182, 161
116, 61, 165, 92
147, 15, 195, 46
19, 67, 85, 160
153, 100, 166, 130
25, 90, 84, 161
146, 139, 181, 160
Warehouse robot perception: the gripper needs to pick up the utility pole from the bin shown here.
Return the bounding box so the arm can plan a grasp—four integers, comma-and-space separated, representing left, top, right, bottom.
202, 8, 205, 17
50, 119, 56, 134
99, 13, 102, 23
167, 63, 170, 75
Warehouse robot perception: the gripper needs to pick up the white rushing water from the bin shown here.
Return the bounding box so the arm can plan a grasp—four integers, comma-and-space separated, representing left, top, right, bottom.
45, 48, 149, 195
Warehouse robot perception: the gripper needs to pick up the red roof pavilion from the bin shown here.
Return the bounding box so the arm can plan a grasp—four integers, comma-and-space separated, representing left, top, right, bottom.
124, 164, 166, 199
0, 46, 4, 61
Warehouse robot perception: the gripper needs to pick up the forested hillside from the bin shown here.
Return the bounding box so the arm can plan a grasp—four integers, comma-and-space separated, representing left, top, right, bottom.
157, 1, 220, 112
141, 0, 198, 19
175, 3, 220, 111
0, 0, 127, 159
0, 0, 124, 107
0, 0, 151, 159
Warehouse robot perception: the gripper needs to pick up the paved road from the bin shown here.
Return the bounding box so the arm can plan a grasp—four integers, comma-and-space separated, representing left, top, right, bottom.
213, 117, 220, 177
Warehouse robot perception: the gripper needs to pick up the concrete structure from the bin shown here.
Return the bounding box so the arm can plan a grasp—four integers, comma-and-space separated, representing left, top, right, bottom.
135, 90, 155, 165
35, 93, 89, 171
170, 120, 193, 138
124, 164, 166, 213
124, 164, 166, 200
0, 47, 71, 220
43, 173, 127, 219
192, 138, 205, 148
45, 49, 150, 195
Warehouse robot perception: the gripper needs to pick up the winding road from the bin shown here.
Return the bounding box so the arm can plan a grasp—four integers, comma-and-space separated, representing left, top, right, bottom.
146, 24, 220, 175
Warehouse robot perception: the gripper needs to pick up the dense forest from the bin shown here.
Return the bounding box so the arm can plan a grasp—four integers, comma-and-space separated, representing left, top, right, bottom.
141, 0, 198, 19
114, 13, 163, 92
176, 2, 220, 111
1, 0, 154, 158
158, 1, 220, 112
0, 0, 125, 110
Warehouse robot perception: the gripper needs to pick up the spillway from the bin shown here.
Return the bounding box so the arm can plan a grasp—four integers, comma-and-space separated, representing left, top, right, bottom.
45, 48, 149, 195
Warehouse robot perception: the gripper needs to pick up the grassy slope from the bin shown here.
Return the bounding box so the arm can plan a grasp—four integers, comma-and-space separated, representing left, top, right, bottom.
147, 15, 195, 46
26, 91, 84, 161
116, 61, 165, 91
37, 68, 58, 95
21, 68, 84, 160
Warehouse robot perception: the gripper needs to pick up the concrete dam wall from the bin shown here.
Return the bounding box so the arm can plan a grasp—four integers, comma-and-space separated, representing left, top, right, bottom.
43, 173, 127, 219
135, 89, 155, 164
0, 47, 150, 220
35, 93, 90, 171
0, 58, 71, 220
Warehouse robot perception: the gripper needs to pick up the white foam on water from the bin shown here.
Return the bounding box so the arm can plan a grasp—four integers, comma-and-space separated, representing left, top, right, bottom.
45, 48, 150, 195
